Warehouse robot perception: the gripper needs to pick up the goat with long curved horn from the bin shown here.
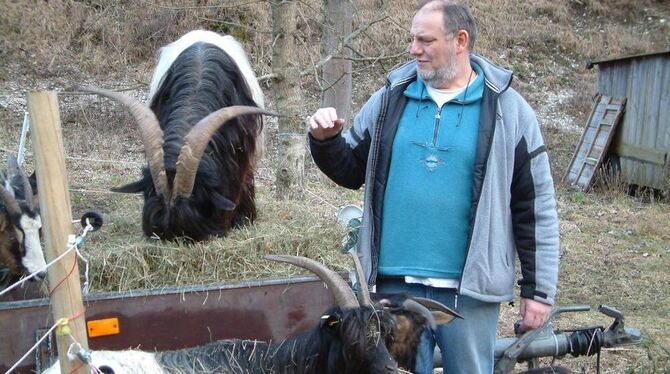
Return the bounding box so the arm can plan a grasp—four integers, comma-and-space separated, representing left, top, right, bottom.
78, 86, 170, 199
77, 32, 275, 241
265, 254, 463, 372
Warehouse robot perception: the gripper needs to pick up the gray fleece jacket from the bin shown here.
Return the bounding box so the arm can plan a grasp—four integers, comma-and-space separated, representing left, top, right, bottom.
309, 53, 560, 305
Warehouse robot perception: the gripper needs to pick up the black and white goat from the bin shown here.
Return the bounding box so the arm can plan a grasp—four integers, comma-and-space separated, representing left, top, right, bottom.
80, 30, 273, 241
44, 254, 460, 374
0, 154, 46, 289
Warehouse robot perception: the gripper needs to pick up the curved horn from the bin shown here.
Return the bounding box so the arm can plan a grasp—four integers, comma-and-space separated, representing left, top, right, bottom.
265, 254, 359, 309
349, 252, 373, 306
0, 184, 21, 216
78, 86, 169, 199
173, 106, 278, 201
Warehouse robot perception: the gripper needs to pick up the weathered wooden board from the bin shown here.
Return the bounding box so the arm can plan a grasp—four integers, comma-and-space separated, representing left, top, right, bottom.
564, 95, 626, 190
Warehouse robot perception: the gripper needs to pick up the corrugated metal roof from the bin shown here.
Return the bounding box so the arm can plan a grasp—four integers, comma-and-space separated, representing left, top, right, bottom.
586, 50, 670, 69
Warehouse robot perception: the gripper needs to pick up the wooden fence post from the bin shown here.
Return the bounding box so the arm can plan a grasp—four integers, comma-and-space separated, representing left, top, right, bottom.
28, 91, 89, 373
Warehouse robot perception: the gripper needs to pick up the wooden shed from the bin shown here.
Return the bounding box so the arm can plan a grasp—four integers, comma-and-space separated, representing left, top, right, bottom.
587, 50, 670, 190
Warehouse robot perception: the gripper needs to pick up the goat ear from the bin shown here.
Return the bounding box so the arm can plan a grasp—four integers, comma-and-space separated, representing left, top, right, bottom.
319, 313, 341, 330
432, 311, 458, 325
111, 180, 146, 193
212, 193, 236, 211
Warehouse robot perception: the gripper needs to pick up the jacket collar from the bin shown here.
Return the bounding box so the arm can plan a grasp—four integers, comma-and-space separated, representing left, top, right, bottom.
403, 62, 485, 104
386, 52, 513, 94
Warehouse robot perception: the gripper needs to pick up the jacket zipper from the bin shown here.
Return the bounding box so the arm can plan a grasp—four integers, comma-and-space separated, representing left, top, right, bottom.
432, 106, 443, 147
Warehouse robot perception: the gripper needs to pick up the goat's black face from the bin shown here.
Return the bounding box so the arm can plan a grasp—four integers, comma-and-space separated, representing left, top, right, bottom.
383, 307, 428, 371
373, 293, 446, 371
116, 167, 238, 242
323, 306, 399, 374
142, 186, 233, 242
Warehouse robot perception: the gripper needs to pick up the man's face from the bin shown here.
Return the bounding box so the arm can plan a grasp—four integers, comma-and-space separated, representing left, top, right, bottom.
410, 8, 457, 88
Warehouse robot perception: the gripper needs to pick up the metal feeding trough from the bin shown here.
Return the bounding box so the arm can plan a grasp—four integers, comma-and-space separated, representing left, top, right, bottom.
0, 276, 334, 373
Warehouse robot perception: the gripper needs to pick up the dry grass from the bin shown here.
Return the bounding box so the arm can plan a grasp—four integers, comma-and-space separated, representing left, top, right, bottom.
84, 184, 351, 292
1, 0, 669, 372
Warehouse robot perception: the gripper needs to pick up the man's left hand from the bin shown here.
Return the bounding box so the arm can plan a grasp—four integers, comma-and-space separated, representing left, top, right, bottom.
519, 298, 551, 331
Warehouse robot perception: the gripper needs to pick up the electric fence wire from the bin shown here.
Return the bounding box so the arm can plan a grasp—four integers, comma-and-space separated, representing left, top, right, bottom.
2, 222, 96, 373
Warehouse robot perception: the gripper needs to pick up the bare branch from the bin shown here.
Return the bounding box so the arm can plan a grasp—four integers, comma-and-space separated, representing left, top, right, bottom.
339, 49, 408, 62
258, 47, 405, 85
386, 14, 411, 33
296, 0, 321, 14
295, 1, 323, 90
261, 0, 396, 85
319, 71, 348, 93
303, 6, 390, 76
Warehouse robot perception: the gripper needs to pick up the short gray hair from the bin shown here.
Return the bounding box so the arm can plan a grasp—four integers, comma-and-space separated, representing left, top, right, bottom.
416, 0, 477, 51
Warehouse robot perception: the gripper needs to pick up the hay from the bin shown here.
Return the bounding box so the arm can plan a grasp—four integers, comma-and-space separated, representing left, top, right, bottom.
84, 182, 358, 292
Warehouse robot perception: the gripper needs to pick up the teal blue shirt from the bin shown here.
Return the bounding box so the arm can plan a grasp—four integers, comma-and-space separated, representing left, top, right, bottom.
378, 62, 485, 279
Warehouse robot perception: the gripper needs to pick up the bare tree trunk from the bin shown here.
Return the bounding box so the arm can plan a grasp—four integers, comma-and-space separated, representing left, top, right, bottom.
272, 0, 305, 200
322, 0, 353, 123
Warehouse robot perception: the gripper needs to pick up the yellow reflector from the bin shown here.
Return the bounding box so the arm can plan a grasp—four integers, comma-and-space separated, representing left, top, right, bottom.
87, 317, 120, 338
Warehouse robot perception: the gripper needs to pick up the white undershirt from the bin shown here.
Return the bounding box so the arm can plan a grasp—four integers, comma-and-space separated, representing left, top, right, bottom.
425, 72, 478, 107
425, 85, 465, 108
405, 276, 460, 289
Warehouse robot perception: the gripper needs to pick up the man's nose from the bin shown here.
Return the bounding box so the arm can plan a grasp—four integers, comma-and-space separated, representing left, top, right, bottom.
409, 40, 421, 56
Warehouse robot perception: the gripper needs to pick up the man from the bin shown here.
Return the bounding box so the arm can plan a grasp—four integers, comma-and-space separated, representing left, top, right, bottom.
308, 1, 560, 373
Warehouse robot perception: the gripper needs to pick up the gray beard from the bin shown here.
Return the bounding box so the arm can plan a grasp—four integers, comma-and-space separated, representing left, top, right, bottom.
419, 62, 458, 88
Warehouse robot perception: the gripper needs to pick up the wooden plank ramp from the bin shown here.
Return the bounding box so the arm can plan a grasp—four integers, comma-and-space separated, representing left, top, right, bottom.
563, 95, 627, 191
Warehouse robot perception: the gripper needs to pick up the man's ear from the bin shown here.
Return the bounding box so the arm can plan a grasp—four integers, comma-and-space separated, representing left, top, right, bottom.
455, 29, 469, 52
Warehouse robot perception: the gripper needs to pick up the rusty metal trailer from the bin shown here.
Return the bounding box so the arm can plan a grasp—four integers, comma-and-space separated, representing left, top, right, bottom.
0, 275, 334, 373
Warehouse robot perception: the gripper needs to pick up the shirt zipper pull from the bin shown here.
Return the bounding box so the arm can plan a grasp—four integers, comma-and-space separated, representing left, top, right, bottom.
432, 107, 443, 147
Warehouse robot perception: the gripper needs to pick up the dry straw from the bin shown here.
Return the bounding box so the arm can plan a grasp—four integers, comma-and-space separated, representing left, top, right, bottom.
84, 184, 354, 292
